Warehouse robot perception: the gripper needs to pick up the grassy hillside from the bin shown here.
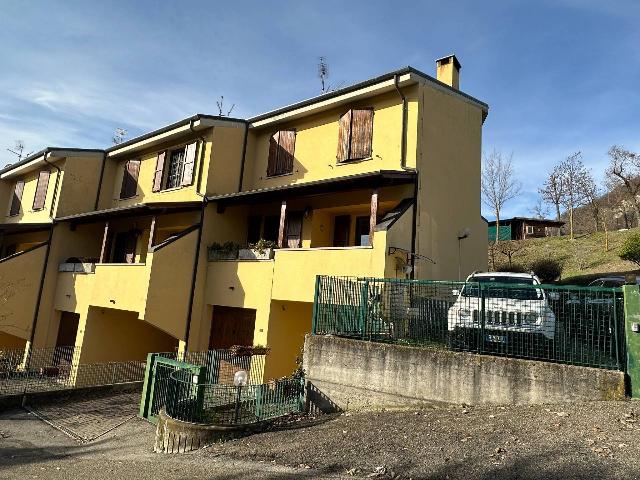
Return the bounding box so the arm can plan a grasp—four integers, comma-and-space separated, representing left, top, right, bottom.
491, 227, 640, 284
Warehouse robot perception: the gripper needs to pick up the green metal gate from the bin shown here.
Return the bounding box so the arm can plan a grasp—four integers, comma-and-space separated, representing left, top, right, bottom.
139, 353, 206, 424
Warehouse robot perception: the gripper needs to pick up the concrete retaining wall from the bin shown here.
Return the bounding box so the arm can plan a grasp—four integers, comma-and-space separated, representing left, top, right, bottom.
303, 335, 625, 410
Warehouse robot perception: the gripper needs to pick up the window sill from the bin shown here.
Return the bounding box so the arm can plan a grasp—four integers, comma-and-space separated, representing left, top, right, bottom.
336, 156, 373, 165
265, 172, 294, 179
156, 186, 187, 194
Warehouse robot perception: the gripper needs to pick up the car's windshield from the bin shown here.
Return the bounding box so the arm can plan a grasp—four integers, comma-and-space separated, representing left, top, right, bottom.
461, 276, 543, 300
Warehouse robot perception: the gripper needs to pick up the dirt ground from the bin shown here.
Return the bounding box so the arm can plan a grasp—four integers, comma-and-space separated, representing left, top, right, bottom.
204, 400, 640, 479
3, 400, 640, 479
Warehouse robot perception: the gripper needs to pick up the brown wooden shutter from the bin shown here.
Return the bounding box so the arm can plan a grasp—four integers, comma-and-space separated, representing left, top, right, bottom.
32, 170, 51, 210
267, 131, 281, 177
350, 109, 374, 160
336, 110, 352, 163
120, 160, 140, 199
152, 151, 166, 192
277, 130, 296, 175
9, 180, 24, 216
181, 142, 198, 186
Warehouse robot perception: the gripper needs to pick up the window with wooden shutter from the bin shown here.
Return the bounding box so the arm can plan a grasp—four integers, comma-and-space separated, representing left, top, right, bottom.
119, 160, 140, 199
165, 149, 185, 190
336, 108, 374, 162
32, 170, 51, 211
267, 130, 296, 177
152, 151, 166, 192
181, 142, 198, 186
9, 180, 24, 216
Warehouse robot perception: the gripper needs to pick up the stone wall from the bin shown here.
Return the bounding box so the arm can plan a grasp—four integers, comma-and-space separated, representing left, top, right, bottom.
303, 335, 626, 410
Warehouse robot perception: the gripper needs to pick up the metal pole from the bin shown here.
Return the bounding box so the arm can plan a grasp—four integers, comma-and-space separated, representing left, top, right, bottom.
234, 386, 242, 424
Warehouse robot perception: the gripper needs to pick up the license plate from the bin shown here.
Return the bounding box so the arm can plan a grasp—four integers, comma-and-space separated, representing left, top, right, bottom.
486, 334, 507, 344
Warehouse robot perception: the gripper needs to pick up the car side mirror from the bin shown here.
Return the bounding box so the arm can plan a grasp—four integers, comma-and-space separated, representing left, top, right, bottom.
452, 289, 460, 297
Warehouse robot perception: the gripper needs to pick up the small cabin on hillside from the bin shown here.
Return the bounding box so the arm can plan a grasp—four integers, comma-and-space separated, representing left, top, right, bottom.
488, 217, 564, 241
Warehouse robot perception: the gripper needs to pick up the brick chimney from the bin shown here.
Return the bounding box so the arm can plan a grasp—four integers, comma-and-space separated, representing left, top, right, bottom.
436, 54, 461, 89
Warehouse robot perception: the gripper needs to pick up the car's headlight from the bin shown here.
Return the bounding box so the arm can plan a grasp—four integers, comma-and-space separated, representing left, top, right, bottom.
523, 312, 538, 325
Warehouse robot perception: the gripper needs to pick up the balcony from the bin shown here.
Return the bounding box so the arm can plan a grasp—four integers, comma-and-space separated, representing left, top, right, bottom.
0, 243, 48, 342
54, 225, 199, 340
271, 242, 388, 302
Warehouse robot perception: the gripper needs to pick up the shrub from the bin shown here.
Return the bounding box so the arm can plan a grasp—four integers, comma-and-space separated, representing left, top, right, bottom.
492, 262, 528, 273
619, 232, 640, 268
529, 258, 563, 283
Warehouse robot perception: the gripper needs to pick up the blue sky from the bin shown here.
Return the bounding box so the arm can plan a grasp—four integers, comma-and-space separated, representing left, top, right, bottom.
1, 0, 639, 218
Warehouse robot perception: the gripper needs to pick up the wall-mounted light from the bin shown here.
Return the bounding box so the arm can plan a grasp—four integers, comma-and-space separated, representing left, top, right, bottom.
303, 206, 312, 219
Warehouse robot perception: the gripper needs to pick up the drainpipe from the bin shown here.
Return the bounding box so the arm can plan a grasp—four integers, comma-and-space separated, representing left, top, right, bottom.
237, 122, 249, 192
410, 178, 418, 279
182, 199, 206, 351
395, 75, 419, 277
93, 151, 107, 210
393, 75, 413, 172
25, 224, 54, 369
42, 150, 62, 219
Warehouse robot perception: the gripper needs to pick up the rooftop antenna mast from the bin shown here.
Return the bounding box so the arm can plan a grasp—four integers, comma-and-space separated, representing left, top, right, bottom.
112, 128, 128, 145
318, 56, 329, 93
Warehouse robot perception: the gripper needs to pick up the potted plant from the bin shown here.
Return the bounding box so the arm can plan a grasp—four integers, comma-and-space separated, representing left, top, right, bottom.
238, 239, 277, 260
207, 241, 241, 261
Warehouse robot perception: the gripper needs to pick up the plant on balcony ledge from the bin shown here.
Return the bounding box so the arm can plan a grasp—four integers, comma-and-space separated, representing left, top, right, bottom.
207, 241, 241, 261
239, 239, 277, 260
230, 344, 271, 357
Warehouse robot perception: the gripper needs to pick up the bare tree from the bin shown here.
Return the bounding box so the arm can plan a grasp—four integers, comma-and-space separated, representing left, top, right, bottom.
112, 128, 127, 145
482, 150, 521, 244
216, 96, 235, 117
607, 145, 640, 226
557, 152, 589, 240
577, 168, 601, 233
530, 198, 549, 219
6, 140, 33, 162
498, 240, 525, 268
539, 165, 565, 222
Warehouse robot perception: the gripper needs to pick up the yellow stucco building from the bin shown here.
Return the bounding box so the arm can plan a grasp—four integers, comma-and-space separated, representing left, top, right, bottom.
0, 56, 488, 379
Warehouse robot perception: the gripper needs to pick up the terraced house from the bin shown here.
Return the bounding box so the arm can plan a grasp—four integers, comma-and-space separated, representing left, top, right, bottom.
0, 55, 488, 380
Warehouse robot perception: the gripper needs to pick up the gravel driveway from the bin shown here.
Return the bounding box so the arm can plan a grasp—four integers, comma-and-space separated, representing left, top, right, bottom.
3, 400, 640, 479
204, 400, 640, 479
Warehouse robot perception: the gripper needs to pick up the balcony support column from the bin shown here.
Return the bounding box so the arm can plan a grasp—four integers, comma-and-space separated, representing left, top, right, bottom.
99, 222, 110, 263
147, 216, 157, 251
369, 189, 378, 247
277, 200, 287, 248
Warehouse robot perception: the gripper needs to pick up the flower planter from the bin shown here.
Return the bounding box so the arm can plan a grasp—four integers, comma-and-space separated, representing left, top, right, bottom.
238, 248, 275, 260
208, 249, 238, 261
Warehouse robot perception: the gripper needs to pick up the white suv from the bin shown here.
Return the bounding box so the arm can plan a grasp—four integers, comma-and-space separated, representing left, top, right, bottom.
447, 272, 556, 346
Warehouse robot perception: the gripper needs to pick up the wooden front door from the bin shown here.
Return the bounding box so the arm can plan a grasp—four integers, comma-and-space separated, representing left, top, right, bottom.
209, 306, 256, 349
112, 231, 137, 263
285, 212, 303, 248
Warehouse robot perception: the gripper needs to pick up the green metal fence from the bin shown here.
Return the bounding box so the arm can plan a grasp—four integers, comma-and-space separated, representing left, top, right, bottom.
165, 371, 304, 426
140, 350, 278, 425
313, 276, 626, 371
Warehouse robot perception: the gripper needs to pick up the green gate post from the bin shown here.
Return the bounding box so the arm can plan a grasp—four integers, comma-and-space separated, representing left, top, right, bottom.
194, 365, 207, 422
360, 280, 369, 339
311, 275, 321, 334
139, 353, 157, 419
623, 285, 640, 397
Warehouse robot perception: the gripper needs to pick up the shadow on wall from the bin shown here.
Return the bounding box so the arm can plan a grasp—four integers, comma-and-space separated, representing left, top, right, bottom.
305, 382, 342, 414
